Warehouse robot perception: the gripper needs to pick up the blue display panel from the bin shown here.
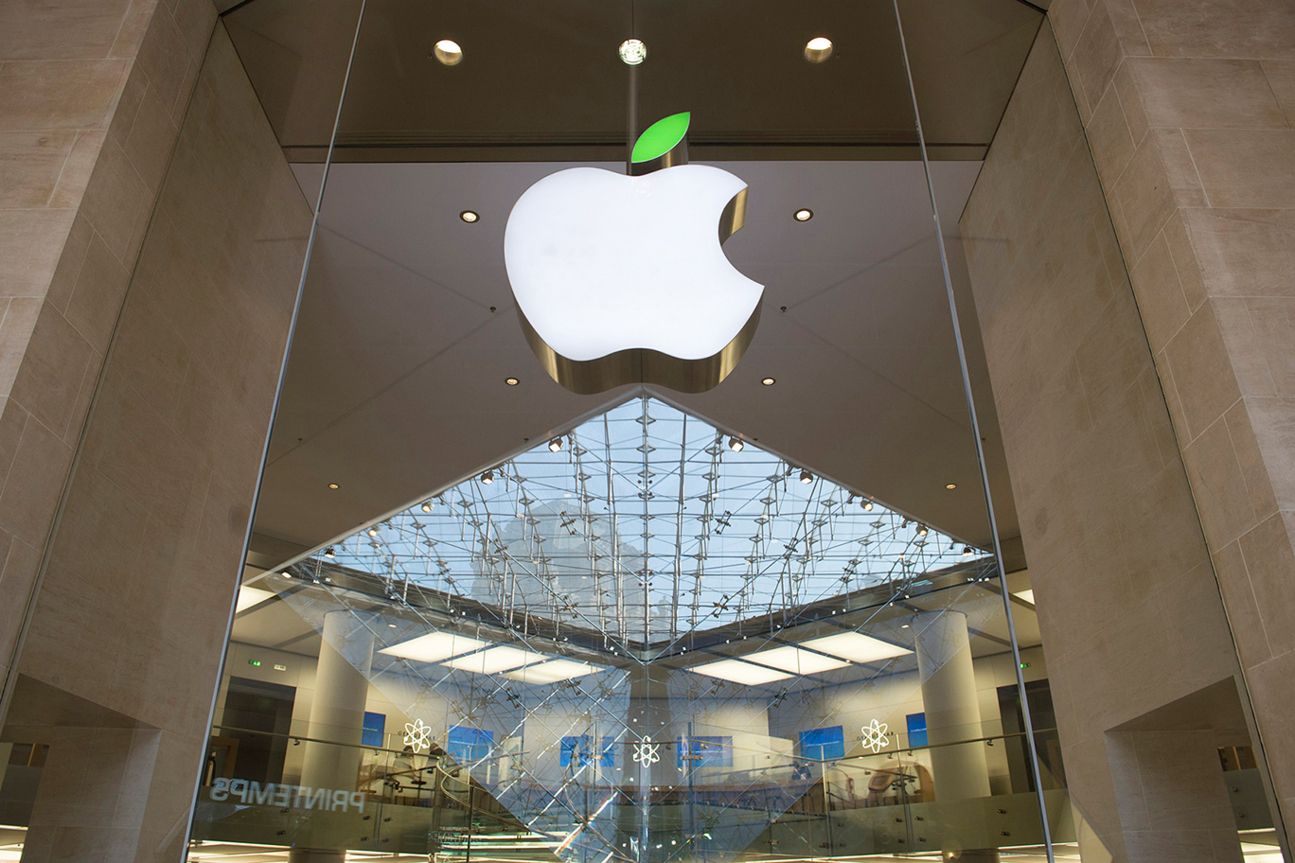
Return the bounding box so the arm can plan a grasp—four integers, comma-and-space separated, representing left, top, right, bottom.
798, 725, 845, 760
677, 735, 732, 768
362, 711, 386, 748
906, 712, 928, 748
560, 735, 616, 767
447, 725, 494, 762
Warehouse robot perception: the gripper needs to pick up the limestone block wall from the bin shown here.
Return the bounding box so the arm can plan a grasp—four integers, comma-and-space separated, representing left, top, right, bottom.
959, 23, 1255, 863
1047, 0, 1295, 837
0, 0, 216, 706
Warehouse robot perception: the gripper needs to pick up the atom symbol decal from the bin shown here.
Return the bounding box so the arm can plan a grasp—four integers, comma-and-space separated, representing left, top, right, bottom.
403, 718, 432, 753
860, 718, 890, 754
632, 736, 661, 765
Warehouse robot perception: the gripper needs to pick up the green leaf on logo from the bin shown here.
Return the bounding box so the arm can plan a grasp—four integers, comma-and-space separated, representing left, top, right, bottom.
632, 112, 690, 164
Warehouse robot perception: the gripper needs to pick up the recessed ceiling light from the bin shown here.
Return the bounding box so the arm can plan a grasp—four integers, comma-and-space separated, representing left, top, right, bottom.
459, 209, 479, 223
801, 631, 911, 664
618, 38, 647, 66
380, 632, 489, 663
760, 376, 776, 386
945, 482, 958, 490
433, 39, 463, 66
504, 376, 520, 386
690, 658, 792, 685
326, 482, 340, 490
804, 36, 833, 63
793, 208, 814, 222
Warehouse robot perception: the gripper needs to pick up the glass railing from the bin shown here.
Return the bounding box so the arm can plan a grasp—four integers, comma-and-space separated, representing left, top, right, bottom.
189, 721, 1078, 861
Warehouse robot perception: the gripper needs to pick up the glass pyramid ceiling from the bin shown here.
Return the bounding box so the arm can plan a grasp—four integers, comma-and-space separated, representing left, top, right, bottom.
307, 396, 980, 648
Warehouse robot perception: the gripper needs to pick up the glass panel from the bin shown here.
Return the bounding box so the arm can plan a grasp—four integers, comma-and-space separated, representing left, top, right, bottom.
188, 3, 1059, 863
909, 5, 1290, 862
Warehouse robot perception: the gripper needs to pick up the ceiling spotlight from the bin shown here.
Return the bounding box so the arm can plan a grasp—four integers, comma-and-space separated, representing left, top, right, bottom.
793, 208, 814, 222
367, 526, 379, 537
548, 437, 564, 453
761, 376, 776, 386
618, 38, 647, 66
459, 209, 479, 223
326, 482, 340, 490
504, 376, 520, 386
421, 500, 433, 513
481, 470, 494, 485
324, 546, 335, 558
281, 571, 292, 579
945, 482, 958, 490
727, 436, 745, 453
962, 546, 974, 557
799, 469, 813, 485
916, 523, 929, 537
861, 498, 874, 511
433, 39, 464, 66
804, 36, 834, 63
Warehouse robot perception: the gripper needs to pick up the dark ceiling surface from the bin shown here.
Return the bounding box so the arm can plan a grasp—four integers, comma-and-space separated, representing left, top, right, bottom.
220, 0, 1042, 564
223, 0, 1042, 162
250, 159, 1017, 560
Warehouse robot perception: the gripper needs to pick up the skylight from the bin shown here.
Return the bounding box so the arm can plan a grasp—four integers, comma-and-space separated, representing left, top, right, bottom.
302, 396, 981, 646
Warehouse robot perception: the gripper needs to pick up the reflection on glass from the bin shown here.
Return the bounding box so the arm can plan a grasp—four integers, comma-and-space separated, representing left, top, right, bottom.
185, 1, 1082, 862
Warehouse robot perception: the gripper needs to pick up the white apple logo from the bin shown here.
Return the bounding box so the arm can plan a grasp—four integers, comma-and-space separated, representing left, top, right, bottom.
504, 113, 763, 394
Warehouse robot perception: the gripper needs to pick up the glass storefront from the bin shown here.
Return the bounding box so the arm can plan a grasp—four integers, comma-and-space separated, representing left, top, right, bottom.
189, 2, 1072, 861
0, 3, 1285, 863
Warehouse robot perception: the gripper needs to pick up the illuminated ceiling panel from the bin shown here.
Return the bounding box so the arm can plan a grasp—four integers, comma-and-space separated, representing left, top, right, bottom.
504, 658, 602, 684
800, 631, 912, 664
379, 632, 490, 663
689, 658, 793, 685
744, 644, 850, 675
442, 645, 549, 674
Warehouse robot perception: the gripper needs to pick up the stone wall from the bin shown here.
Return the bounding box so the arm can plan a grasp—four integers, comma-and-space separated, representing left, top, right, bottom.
1, 21, 312, 862
0, 0, 215, 707
959, 23, 1254, 863
1048, 0, 1295, 840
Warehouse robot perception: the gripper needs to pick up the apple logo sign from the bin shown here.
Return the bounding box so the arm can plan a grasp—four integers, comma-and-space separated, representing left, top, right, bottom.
504, 112, 763, 394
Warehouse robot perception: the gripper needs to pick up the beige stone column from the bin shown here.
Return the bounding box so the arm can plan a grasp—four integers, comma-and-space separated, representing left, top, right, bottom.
1044, 0, 1295, 837
0, 0, 217, 707
290, 612, 374, 863
957, 16, 1264, 863
914, 611, 997, 863
0, 16, 313, 863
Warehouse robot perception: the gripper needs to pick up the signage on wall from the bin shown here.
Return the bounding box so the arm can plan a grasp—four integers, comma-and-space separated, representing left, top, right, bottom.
504, 112, 764, 394
631, 736, 662, 765
860, 718, 891, 754
403, 718, 432, 753
209, 778, 366, 813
